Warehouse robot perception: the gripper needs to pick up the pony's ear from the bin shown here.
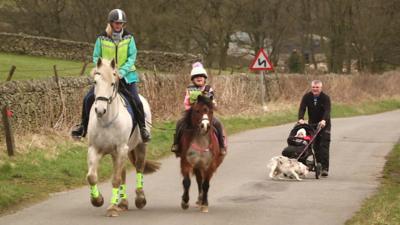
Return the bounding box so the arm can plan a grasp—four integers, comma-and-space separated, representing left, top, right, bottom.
197, 94, 210, 104
97, 58, 102, 68
110, 58, 116, 70
197, 94, 204, 102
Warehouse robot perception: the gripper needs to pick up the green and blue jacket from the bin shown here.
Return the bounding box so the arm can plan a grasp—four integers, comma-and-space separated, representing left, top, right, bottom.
93, 30, 139, 83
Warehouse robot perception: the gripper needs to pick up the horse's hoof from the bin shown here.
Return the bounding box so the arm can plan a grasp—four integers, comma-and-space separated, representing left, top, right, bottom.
118, 199, 129, 211
90, 194, 104, 207
106, 205, 120, 217
195, 200, 201, 208
135, 197, 147, 209
200, 205, 209, 213
135, 189, 147, 209
181, 201, 189, 210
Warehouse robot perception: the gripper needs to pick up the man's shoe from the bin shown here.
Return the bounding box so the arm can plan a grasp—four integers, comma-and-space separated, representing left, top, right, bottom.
71, 124, 85, 139
321, 169, 329, 177
140, 128, 151, 142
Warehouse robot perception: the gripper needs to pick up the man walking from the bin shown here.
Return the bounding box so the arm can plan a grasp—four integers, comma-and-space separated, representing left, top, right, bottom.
298, 80, 331, 177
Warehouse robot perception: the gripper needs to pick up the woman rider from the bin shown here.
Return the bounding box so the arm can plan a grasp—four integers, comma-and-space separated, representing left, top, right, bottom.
71, 9, 150, 142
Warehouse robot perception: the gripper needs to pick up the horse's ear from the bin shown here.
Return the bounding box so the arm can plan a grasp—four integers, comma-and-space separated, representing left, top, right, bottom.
197, 94, 203, 102
97, 58, 102, 68
197, 94, 210, 104
110, 58, 116, 70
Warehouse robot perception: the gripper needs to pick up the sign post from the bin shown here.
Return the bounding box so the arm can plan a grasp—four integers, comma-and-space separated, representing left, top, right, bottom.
249, 48, 274, 111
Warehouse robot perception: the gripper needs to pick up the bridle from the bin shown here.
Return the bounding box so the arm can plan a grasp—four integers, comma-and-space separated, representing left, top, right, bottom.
93, 71, 120, 127
94, 71, 119, 105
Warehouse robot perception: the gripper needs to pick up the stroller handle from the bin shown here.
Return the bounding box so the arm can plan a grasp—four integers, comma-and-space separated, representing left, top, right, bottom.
296, 122, 323, 130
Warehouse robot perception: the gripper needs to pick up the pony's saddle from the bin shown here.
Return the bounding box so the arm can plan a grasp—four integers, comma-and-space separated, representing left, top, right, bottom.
120, 94, 138, 134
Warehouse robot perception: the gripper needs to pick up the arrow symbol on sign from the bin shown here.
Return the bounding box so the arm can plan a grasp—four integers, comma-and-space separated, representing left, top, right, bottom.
258, 58, 267, 67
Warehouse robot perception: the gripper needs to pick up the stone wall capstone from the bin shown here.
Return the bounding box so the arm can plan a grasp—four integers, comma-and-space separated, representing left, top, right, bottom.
0, 32, 201, 72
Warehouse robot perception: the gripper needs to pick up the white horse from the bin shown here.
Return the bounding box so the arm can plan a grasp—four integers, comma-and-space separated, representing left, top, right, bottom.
86, 58, 160, 217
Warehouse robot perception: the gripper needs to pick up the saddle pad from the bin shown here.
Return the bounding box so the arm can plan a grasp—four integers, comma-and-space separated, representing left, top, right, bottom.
120, 94, 137, 136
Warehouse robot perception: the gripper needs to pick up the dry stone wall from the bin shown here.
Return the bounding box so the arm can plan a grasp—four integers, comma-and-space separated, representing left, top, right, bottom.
0, 32, 200, 72
0, 77, 92, 133
0, 74, 262, 134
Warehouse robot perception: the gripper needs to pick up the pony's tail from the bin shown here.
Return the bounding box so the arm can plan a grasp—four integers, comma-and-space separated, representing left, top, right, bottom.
128, 151, 161, 174
143, 160, 161, 174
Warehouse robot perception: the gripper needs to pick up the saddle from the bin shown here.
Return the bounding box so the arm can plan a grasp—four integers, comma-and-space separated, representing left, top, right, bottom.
119, 91, 137, 137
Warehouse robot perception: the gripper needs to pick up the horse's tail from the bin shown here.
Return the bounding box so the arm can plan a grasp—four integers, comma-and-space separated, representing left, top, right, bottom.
128, 151, 161, 174
143, 160, 161, 174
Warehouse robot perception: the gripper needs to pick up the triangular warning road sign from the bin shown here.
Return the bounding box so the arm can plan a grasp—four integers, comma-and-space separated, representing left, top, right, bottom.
249, 49, 274, 71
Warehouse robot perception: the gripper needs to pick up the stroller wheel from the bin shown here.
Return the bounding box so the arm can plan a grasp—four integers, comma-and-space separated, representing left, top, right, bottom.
315, 163, 322, 179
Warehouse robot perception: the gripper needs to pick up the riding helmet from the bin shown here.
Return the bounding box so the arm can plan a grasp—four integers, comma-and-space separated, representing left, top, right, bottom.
108, 9, 127, 23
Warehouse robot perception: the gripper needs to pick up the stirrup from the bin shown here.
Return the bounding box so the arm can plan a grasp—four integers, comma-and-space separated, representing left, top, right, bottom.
171, 144, 178, 152
220, 147, 227, 156
171, 144, 181, 157
71, 124, 86, 139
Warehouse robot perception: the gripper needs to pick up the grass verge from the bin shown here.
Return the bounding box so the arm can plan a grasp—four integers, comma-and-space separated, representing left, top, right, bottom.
345, 144, 400, 225
0, 98, 399, 215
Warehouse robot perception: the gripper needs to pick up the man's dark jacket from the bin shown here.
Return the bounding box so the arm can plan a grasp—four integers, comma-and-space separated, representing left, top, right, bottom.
298, 91, 331, 130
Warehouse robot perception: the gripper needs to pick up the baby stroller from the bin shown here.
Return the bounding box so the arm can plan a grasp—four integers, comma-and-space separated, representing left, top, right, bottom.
281, 123, 323, 179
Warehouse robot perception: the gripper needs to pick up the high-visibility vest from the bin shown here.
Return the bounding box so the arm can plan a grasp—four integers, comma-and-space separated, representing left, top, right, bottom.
100, 37, 136, 71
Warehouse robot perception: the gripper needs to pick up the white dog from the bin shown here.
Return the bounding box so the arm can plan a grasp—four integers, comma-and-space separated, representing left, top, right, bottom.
267, 156, 309, 181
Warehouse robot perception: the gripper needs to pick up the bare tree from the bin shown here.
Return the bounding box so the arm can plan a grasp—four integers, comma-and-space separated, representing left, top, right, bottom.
240, 0, 292, 65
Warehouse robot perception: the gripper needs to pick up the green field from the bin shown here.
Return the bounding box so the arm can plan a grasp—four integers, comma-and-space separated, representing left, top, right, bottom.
0, 99, 400, 215
0, 52, 90, 81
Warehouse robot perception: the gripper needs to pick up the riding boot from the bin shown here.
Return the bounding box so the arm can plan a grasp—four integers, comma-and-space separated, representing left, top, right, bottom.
136, 105, 151, 142
213, 118, 226, 155
171, 133, 180, 157
71, 117, 88, 138
171, 119, 183, 157
71, 88, 94, 139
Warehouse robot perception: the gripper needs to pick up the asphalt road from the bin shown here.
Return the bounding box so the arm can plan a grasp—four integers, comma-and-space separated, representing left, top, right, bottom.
1, 110, 399, 225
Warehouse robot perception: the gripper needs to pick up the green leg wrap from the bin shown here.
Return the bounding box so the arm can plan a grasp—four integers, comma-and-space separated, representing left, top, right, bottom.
110, 188, 119, 205
119, 184, 127, 200
136, 173, 143, 189
90, 185, 100, 198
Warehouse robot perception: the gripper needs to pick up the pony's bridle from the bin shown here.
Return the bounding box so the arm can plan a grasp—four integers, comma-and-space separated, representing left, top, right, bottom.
94, 71, 119, 105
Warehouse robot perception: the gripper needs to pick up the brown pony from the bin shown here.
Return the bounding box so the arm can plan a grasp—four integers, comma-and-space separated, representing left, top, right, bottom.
179, 95, 225, 213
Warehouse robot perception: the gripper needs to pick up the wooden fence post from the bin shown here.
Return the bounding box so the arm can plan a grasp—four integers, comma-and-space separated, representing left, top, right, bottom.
80, 61, 89, 76
6, 65, 16, 81
53, 65, 66, 129
1, 105, 15, 156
